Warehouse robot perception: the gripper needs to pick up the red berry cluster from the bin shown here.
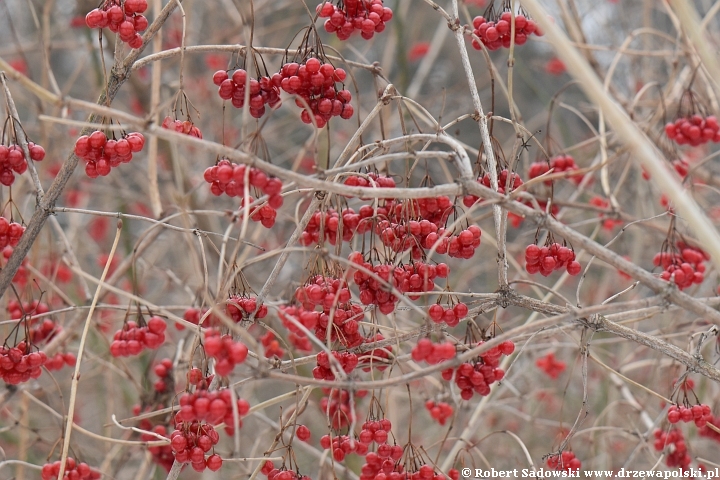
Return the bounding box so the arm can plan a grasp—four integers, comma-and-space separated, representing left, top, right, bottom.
204, 159, 284, 228
667, 403, 712, 427
152, 358, 174, 393
85, 0, 148, 49
524, 243, 582, 276
41, 458, 101, 480
422, 226, 481, 259
442, 341, 515, 400
74, 131, 145, 178
471, 12, 542, 51
425, 400, 453, 425
652, 428, 690, 469
535, 352, 565, 379
142, 424, 175, 472
203, 329, 249, 376
28, 318, 60, 346
320, 434, 366, 460
263, 462, 312, 480
109, 317, 166, 357
277, 58, 353, 128
313, 350, 359, 380
0, 341, 46, 384
295, 275, 352, 309
358, 448, 409, 480
0, 217, 25, 249
161, 116, 202, 138
300, 208, 364, 245
226, 294, 268, 322
187, 367, 214, 388
665, 115, 720, 146
180, 307, 220, 330
463, 169, 523, 208
427, 302, 468, 327
261, 331, 285, 358
0, 142, 44, 186
7, 298, 47, 320
529, 155, 583, 185
213, 69, 281, 117
350, 258, 448, 314
654, 243, 707, 290
546, 451, 581, 472
277, 305, 315, 352
177, 388, 250, 432
170, 421, 223, 472
344, 172, 397, 190
411, 339, 455, 364
45, 351, 76, 371
317, 0, 393, 40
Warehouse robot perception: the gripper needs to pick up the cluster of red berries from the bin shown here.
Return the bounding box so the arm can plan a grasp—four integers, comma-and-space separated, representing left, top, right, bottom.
411, 339, 455, 364
141, 424, 175, 472
423, 226, 481, 259
317, 0, 393, 40
442, 340, 515, 400
7, 298, 47, 320
45, 351, 77, 371
344, 172, 397, 191
427, 302, 468, 327
665, 115, 720, 146
300, 208, 365, 245
152, 358, 174, 393
529, 155, 583, 185
277, 58, 353, 128
359, 418, 392, 445
0, 142, 44, 186
0, 341, 46, 384
463, 169, 523, 207
213, 69, 281, 117
277, 305, 316, 351
85, 0, 148, 49
74, 131, 145, 178
295, 275, 352, 309
653, 429, 690, 469
357, 448, 410, 480
425, 400, 453, 425
170, 421, 223, 472
204, 159, 283, 228
667, 403, 712, 427
226, 294, 268, 322
535, 352, 566, 379
180, 306, 220, 330
187, 367, 214, 389
177, 388, 250, 431
546, 451, 581, 472
0, 218, 25, 249
313, 350, 359, 380
161, 116, 202, 138
524, 243, 582, 276
471, 12, 543, 51
29, 318, 62, 347
319, 388, 358, 429
653, 243, 707, 290
41, 458, 101, 480
203, 329, 248, 376
109, 317, 166, 357
262, 461, 312, 480
261, 331, 285, 358
319, 434, 367, 460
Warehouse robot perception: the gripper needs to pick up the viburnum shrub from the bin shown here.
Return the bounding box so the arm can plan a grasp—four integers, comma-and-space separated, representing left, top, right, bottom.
6, 0, 720, 477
